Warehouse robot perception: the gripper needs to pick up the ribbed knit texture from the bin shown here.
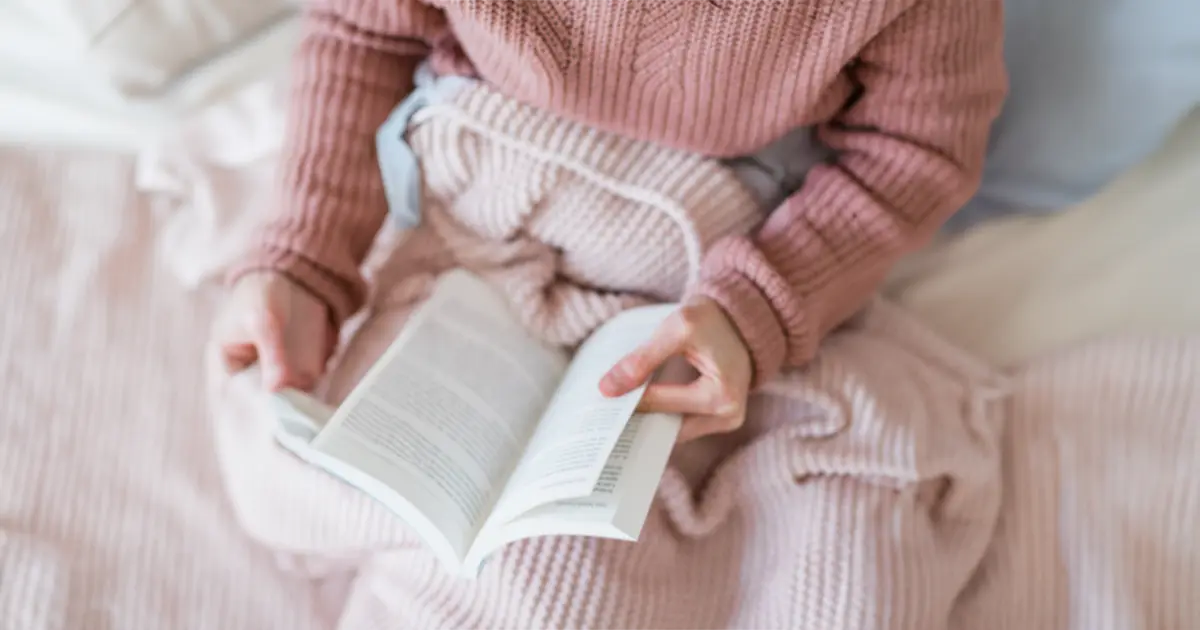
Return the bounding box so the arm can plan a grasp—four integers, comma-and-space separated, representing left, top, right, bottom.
331, 303, 1011, 629
217, 278, 1010, 628
214, 82, 766, 555
231, 0, 1008, 383
4, 146, 1200, 628
952, 338, 1200, 630
0, 149, 330, 630
214, 95, 1009, 627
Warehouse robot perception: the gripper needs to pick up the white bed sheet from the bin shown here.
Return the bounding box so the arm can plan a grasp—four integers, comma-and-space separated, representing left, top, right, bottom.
0, 10, 298, 152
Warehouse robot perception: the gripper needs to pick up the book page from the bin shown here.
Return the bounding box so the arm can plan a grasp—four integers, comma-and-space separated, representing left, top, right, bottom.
311, 271, 568, 561
465, 411, 680, 573
489, 304, 676, 521
521, 412, 677, 526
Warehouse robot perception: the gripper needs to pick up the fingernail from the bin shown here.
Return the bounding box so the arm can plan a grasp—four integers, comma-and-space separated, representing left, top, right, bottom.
599, 372, 620, 396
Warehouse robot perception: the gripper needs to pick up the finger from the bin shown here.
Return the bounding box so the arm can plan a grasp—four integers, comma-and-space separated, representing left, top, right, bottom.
600, 317, 689, 397
251, 312, 293, 391
641, 376, 744, 416
322, 321, 339, 362
221, 339, 259, 374
656, 355, 699, 385
677, 411, 746, 443
638, 382, 719, 415
283, 322, 328, 393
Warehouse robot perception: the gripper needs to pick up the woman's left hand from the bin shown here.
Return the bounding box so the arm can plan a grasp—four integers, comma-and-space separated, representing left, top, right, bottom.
599, 297, 752, 442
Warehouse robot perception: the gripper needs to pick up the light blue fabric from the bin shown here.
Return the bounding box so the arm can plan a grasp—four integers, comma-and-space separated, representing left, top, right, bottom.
375, 91, 431, 229
947, 0, 1200, 231
376, 66, 471, 229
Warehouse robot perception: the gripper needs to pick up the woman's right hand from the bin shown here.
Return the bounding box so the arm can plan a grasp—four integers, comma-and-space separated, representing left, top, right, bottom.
211, 271, 336, 392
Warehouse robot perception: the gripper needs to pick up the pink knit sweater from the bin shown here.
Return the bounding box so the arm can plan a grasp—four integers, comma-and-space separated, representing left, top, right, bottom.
237, 0, 1007, 383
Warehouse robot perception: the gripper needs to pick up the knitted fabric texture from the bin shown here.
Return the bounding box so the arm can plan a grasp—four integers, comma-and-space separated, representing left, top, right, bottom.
210, 88, 1009, 628
230, 0, 1009, 384
3, 146, 1198, 630
214, 83, 764, 556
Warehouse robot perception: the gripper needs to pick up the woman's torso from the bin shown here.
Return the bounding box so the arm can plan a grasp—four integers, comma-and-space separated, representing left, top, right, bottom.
424, 0, 905, 157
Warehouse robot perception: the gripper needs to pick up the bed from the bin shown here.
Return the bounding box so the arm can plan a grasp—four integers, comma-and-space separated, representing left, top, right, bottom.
1, 3, 1197, 628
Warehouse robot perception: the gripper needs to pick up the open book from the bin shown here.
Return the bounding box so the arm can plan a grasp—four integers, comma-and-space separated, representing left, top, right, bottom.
267, 270, 681, 578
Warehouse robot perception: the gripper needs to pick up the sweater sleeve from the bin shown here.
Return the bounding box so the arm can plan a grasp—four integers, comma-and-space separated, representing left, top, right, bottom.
228, 0, 447, 326
697, 0, 1007, 386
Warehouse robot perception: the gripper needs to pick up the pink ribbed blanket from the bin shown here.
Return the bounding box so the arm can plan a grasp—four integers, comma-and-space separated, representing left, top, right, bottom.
210, 86, 1010, 628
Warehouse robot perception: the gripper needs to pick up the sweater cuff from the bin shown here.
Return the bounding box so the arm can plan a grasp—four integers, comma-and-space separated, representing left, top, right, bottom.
696, 272, 788, 388
226, 247, 362, 329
